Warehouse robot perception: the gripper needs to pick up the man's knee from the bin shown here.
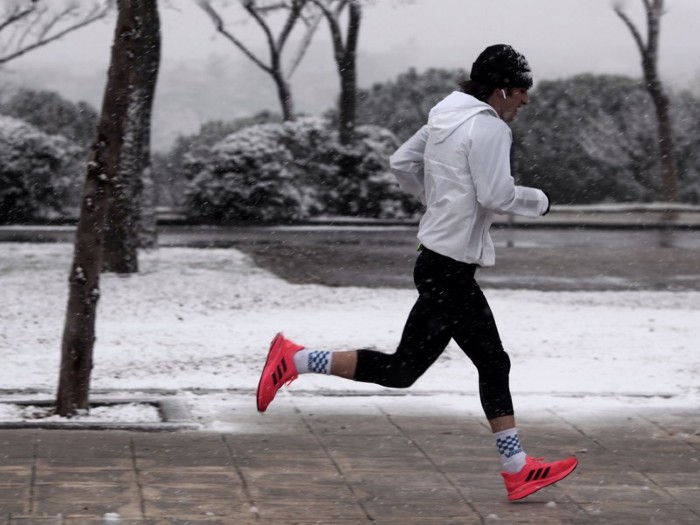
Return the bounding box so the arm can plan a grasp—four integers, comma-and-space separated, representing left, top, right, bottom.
474, 349, 511, 387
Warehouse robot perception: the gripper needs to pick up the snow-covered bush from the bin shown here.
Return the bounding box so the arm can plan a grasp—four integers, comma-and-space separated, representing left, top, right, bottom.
184, 119, 314, 222
672, 91, 700, 204
153, 112, 281, 208
184, 118, 418, 223
0, 88, 98, 149
311, 124, 420, 218
0, 115, 83, 223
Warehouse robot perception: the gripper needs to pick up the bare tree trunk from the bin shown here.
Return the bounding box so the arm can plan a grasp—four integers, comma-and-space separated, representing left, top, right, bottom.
615, 0, 679, 204
139, 167, 158, 250
337, 1, 360, 146
315, 0, 361, 145
614, 0, 678, 246
136, 2, 161, 250
102, 0, 161, 271
648, 82, 678, 203
101, 170, 139, 272
271, 64, 295, 121
337, 59, 358, 145
56, 0, 159, 417
56, 157, 108, 416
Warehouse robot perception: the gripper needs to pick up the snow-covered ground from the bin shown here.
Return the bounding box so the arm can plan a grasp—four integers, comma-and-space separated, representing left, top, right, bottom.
0, 242, 697, 427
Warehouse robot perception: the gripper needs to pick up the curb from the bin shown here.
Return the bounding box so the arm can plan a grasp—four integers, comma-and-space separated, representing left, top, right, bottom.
0, 396, 201, 431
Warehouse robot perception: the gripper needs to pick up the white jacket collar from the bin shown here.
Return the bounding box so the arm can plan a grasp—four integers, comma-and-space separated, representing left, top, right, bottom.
428, 91, 498, 144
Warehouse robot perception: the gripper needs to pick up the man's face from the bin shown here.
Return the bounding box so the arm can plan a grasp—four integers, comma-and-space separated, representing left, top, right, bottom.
495, 87, 530, 123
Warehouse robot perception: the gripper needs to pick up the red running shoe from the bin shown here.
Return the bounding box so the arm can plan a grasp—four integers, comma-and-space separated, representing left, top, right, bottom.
256, 333, 304, 412
501, 455, 578, 501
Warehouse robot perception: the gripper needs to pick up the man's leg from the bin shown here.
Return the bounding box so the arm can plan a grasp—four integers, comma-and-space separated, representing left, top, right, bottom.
259, 249, 453, 410
329, 350, 356, 379
293, 287, 451, 387
440, 273, 577, 500
489, 415, 516, 433
288, 346, 356, 378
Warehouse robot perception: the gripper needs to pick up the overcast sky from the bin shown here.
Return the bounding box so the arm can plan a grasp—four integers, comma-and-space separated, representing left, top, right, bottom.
11, 0, 700, 90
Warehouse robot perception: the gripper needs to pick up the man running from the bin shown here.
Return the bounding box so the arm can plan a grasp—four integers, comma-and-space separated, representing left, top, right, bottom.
256, 44, 577, 502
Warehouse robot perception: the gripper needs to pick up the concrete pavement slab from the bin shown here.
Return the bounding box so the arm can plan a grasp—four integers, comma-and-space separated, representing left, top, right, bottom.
0, 398, 698, 524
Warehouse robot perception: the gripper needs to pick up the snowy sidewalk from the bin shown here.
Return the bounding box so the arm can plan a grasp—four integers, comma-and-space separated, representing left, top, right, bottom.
0, 398, 698, 523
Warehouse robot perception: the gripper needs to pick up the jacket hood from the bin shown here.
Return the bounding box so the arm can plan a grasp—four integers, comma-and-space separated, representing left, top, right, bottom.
428, 91, 497, 144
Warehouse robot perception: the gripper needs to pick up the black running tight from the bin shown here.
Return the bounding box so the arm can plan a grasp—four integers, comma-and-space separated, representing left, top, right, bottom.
353, 247, 514, 420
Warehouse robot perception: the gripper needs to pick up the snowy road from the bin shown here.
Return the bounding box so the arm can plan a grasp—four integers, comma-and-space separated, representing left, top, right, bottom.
2, 224, 699, 290
161, 225, 700, 291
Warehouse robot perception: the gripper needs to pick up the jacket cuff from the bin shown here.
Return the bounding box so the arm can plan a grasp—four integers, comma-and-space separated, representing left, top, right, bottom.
542, 191, 551, 216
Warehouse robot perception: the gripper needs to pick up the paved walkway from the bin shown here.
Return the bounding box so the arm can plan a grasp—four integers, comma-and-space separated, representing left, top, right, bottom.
0, 398, 698, 524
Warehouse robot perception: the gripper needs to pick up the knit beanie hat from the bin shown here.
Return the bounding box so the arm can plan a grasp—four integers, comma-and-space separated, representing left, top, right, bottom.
470, 44, 533, 89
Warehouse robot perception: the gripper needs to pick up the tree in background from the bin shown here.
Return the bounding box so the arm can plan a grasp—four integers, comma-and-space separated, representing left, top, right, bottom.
313, 0, 361, 145
0, 0, 112, 66
101, 0, 161, 270
197, 0, 322, 121
56, 0, 160, 417
614, 0, 679, 205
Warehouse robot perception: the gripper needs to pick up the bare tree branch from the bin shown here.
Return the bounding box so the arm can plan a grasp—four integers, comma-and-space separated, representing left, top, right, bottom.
287, 5, 323, 77
197, 0, 319, 120
645, 0, 661, 66
344, 0, 361, 60
243, 1, 279, 66
0, 5, 35, 35
0, 1, 113, 66
36, 5, 80, 43
613, 5, 646, 55
196, 0, 272, 74
312, 0, 344, 62
275, 0, 305, 50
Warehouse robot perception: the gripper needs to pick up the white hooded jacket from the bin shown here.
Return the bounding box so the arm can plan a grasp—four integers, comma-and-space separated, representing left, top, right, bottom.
390, 91, 548, 266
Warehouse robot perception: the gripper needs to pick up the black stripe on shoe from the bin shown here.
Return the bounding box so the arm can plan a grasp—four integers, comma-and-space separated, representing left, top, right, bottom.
272, 358, 288, 387
526, 468, 549, 482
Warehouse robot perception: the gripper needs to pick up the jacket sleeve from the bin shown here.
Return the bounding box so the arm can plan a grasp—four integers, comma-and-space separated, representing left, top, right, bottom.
468, 118, 548, 217
390, 125, 429, 204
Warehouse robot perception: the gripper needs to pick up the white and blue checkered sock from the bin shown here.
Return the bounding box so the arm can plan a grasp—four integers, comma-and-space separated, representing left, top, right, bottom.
494, 428, 527, 473
293, 349, 332, 375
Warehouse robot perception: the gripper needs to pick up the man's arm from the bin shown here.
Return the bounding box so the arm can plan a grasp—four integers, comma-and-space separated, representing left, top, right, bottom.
390, 125, 429, 204
469, 119, 548, 217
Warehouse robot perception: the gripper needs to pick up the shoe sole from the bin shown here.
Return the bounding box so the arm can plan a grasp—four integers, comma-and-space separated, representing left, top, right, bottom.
256, 333, 284, 412
508, 459, 578, 501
